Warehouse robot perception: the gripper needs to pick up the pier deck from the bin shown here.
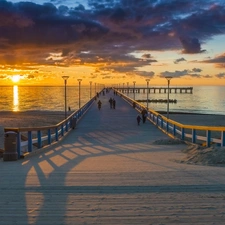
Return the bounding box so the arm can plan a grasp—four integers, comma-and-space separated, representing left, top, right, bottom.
1, 90, 225, 224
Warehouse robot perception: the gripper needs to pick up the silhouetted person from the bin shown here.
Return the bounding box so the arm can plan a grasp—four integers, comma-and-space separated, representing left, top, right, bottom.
109, 97, 113, 109
97, 100, 102, 110
137, 115, 141, 125
141, 108, 148, 123
112, 98, 116, 109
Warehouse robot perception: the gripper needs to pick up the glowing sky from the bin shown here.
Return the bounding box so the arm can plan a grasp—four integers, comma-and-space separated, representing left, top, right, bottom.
1, 0, 225, 86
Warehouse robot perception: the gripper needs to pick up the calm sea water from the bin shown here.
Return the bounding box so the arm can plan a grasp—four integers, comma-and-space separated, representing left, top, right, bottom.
0, 85, 225, 115
128, 85, 225, 115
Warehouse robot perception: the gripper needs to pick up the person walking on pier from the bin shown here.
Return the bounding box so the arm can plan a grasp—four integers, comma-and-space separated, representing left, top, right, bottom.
137, 114, 142, 125
97, 100, 102, 110
141, 108, 148, 123
109, 97, 113, 109
112, 98, 116, 109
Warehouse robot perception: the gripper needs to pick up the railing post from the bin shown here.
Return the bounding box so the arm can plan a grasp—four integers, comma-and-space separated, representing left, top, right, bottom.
37, 130, 42, 148
66, 121, 68, 132
206, 130, 211, 147
61, 124, 64, 136
28, 131, 33, 152
181, 128, 185, 140
156, 116, 159, 125
160, 118, 163, 128
17, 132, 21, 158
221, 131, 225, 147
173, 124, 176, 136
55, 127, 58, 141
166, 121, 169, 132
192, 129, 196, 143
48, 129, 51, 145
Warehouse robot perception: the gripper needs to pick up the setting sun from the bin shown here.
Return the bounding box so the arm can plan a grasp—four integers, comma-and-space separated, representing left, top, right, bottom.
11, 75, 21, 83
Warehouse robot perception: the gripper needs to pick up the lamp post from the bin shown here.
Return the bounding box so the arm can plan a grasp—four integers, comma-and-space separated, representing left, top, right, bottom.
62, 76, 69, 119
165, 76, 173, 118
146, 78, 150, 110
77, 79, 82, 108
127, 82, 129, 94
89, 81, 92, 99
133, 81, 136, 100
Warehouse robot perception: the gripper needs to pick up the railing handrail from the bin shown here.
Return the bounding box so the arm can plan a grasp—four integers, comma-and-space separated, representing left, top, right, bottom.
114, 88, 225, 147
4, 109, 79, 132
3, 93, 102, 159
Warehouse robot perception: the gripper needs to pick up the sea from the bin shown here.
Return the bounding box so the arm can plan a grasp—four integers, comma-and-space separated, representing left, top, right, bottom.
0, 85, 225, 115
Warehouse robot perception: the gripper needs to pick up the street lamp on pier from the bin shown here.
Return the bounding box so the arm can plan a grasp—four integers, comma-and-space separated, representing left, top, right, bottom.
77, 79, 82, 108
89, 81, 92, 99
165, 76, 173, 118
145, 78, 150, 110
62, 76, 69, 119
133, 81, 136, 100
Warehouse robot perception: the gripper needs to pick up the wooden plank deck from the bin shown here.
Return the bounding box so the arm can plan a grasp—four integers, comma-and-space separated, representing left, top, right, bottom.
1, 90, 225, 225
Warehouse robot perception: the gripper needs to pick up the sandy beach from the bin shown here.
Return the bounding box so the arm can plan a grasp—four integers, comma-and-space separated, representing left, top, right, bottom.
0, 111, 69, 150
1, 111, 225, 166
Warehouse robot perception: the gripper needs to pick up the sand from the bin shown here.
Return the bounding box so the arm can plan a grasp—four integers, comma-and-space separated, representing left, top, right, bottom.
0, 111, 69, 150
1, 111, 225, 166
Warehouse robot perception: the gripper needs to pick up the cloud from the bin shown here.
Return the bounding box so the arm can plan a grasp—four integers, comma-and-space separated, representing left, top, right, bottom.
159, 67, 203, 78
192, 68, 202, 73
215, 73, 225, 78
201, 53, 225, 68
0, 0, 225, 79
174, 57, 186, 64
202, 74, 213, 78
160, 70, 190, 78
179, 37, 206, 54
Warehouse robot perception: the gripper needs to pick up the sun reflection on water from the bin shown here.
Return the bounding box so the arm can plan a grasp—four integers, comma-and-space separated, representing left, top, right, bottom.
13, 85, 19, 111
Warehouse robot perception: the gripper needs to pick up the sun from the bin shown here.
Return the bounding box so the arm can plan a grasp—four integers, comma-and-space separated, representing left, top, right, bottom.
11, 75, 21, 83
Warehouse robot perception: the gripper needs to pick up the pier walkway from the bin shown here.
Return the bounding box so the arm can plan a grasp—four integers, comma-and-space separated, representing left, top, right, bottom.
1, 90, 225, 224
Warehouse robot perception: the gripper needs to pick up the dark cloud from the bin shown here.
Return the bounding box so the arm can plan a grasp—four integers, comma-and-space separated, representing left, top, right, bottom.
201, 52, 225, 68
179, 37, 206, 54
192, 68, 202, 73
174, 57, 186, 64
215, 72, 225, 78
159, 68, 203, 78
0, 0, 225, 76
109, 7, 127, 24
160, 70, 190, 78
136, 71, 155, 79
202, 74, 213, 78
202, 53, 225, 63
142, 54, 152, 59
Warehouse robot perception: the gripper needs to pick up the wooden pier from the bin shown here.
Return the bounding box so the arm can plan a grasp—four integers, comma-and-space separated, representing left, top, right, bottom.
117, 87, 193, 94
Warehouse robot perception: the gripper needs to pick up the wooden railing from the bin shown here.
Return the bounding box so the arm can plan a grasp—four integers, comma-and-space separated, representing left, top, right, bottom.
4, 97, 96, 158
116, 89, 225, 147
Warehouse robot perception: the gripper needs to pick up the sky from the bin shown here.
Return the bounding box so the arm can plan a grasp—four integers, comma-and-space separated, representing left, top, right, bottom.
0, 0, 225, 86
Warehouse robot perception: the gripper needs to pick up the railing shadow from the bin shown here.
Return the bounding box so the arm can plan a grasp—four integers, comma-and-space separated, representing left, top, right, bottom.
1, 89, 188, 224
